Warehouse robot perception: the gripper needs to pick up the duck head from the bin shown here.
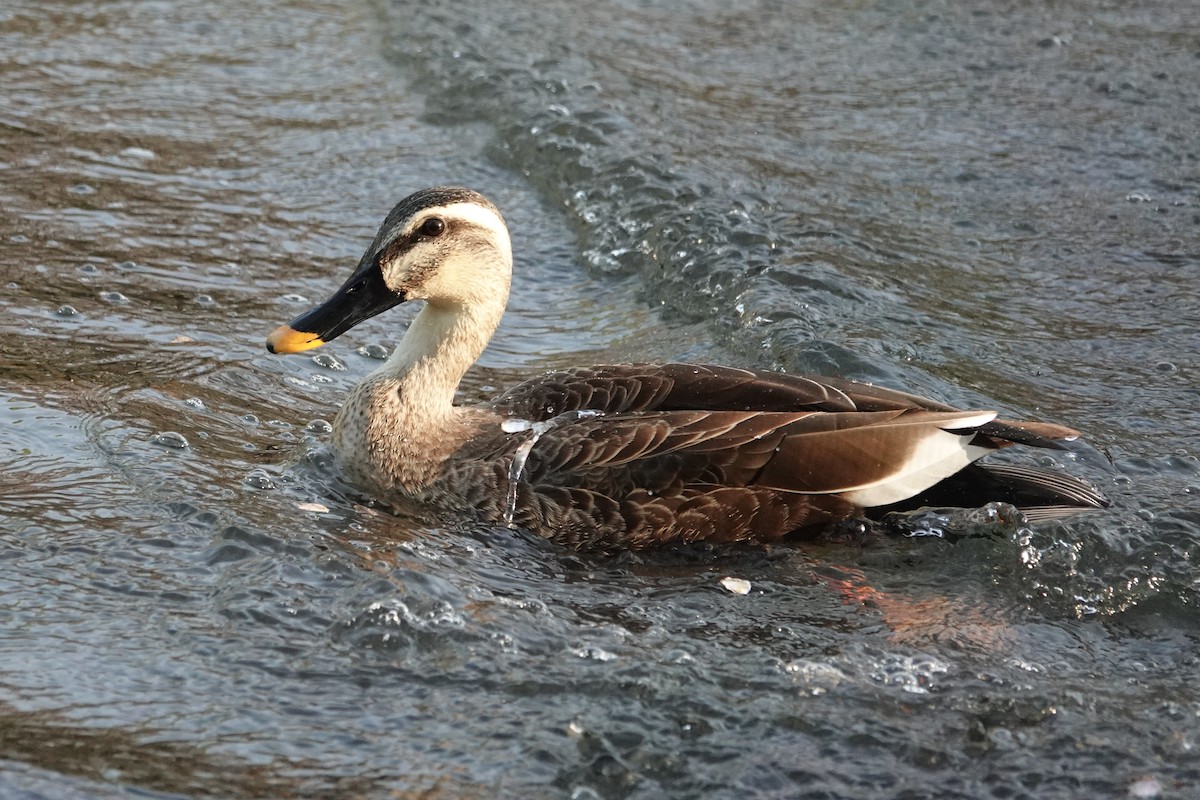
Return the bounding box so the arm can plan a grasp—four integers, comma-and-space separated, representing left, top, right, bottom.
266, 186, 512, 354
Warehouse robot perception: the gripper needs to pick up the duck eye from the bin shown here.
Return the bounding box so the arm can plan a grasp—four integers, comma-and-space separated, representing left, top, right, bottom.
419, 217, 446, 238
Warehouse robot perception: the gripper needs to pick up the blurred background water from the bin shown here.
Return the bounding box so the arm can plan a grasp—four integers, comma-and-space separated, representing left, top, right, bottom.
1, 0, 1198, 797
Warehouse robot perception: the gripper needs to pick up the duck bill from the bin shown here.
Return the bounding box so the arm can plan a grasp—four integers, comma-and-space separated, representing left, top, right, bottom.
266, 263, 403, 354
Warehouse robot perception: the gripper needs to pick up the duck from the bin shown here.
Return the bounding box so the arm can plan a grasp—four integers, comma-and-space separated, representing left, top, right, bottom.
266, 186, 1107, 550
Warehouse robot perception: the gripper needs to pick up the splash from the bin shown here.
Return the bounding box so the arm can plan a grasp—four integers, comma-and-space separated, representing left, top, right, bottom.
500, 410, 602, 526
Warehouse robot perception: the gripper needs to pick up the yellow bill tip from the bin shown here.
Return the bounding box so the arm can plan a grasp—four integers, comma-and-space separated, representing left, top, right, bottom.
266, 325, 326, 354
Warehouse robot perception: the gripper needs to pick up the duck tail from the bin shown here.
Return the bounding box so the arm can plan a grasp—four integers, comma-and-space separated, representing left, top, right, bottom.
877, 462, 1109, 519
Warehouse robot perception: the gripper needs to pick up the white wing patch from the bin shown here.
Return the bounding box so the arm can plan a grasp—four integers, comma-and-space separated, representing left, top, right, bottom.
841, 412, 997, 507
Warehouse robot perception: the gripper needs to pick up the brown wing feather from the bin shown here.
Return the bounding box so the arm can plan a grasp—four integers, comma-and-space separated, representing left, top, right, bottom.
490, 363, 957, 419
467, 363, 1099, 548
518, 408, 992, 495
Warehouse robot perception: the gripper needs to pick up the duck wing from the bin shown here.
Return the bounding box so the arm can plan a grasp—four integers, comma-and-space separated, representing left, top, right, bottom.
518, 407, 995, 502
491, 362, 1080, 449
470, 406, 995, 547
491, 363, 956, 417
470, 364, 1104, 548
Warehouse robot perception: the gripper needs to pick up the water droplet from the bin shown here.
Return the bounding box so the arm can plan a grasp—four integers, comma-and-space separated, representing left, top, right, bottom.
151, 431, 189, 449
266, 419, 292, 430
79, 263, 101, 275
357, 343, 389, 359
1155, 361, 1177, 373
243, 469, 276, 490
193, 294, 216, 307
100, 291, 129, 305
502, 418, 532, 433
184, 397, 205, 409
305, 419, 332, 434
56, 305, 78, 317
115, 261, 137, 271
280, 293, 309, 304
67, 183, 95, 195
1126, 191, 1153, 203
311, 353, 345, 371
241, 414, 260, 426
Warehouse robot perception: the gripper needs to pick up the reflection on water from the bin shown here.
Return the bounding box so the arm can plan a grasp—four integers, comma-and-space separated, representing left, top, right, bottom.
2, 0, 1199, 796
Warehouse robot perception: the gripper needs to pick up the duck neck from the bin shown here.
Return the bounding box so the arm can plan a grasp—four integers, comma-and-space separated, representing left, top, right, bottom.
374, 297, 504, 419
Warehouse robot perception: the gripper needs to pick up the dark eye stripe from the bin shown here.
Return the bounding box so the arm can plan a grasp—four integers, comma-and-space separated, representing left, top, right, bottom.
377, 216, 471, 266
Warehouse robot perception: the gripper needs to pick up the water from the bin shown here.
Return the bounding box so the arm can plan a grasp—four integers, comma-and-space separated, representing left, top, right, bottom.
1, 0, 1198, 797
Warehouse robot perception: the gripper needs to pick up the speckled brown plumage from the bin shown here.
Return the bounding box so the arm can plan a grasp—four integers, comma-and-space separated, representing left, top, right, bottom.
268, 187, 1108, 551
406, 363, 1103, 550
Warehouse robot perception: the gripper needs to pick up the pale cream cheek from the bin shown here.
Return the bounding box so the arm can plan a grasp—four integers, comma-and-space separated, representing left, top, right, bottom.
426, 256, 503, 306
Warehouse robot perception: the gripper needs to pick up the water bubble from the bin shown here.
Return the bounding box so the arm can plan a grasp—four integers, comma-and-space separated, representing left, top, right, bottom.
1128, 776, 1163, 799
869, 653, 949, 694
100, 291, 129, 305
243, 469, 276, 490
357, 343, 389, 359
151, 431, 189, 449
305, 419, 332, 434
571, 645, 618, 662
311, 353, 345, 371
1155, 361, 1177, 373
56, 305, 78, 317
662, 649, 694, 665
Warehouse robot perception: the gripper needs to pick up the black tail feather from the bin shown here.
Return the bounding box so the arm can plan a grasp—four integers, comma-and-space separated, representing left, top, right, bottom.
874, 462, 1108, 519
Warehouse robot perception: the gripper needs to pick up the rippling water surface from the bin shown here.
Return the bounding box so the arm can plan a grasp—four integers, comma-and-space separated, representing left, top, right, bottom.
2, 0, 1198, 797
